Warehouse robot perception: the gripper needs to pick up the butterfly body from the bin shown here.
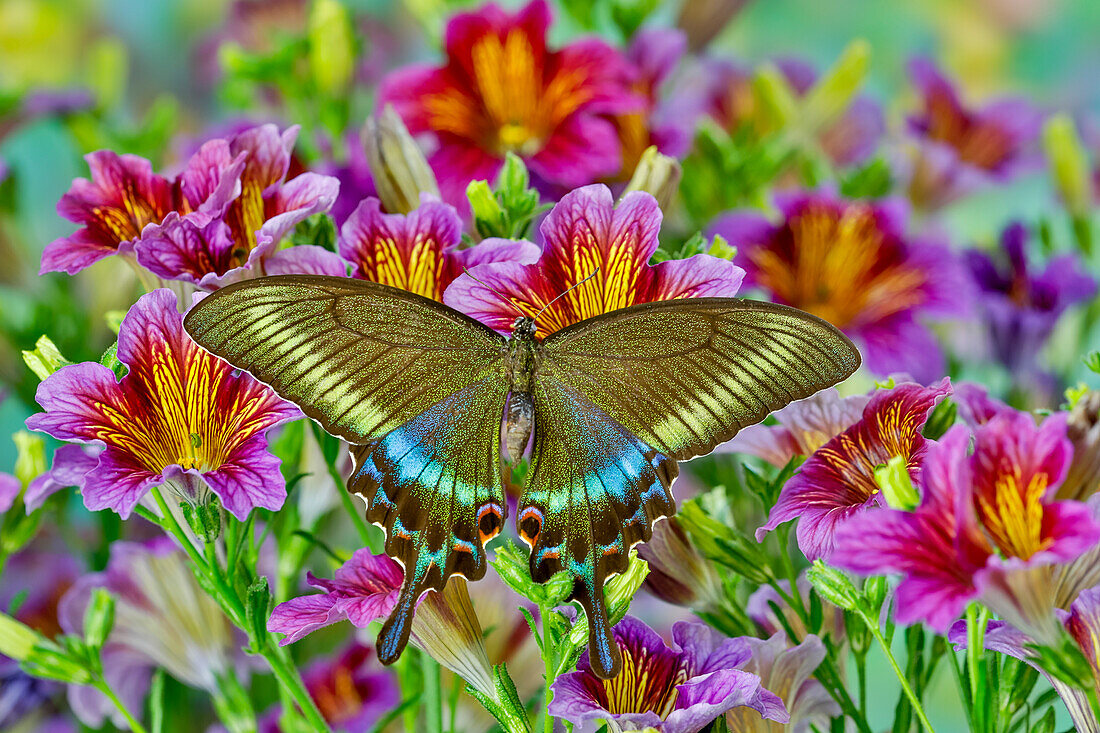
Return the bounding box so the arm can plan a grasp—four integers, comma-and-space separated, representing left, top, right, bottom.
184, 274, 860, 678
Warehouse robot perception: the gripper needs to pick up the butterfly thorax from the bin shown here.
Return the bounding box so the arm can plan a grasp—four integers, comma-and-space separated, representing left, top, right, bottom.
504, 316, 539, 460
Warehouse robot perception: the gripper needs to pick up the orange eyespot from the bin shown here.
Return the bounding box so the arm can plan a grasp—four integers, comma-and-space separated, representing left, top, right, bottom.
518, 506, 543, 547
477, 503, 503, 544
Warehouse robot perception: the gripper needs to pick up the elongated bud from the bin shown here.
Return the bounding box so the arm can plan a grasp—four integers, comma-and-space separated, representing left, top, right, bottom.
83, 588, 116, 650
800, 40, 871, 134
363, 105, 441, 214
676, 0, 749, 52
13, 431, 47, 488
807, 560, 859, 611
1043, 114, 1091, 219
0, 613, 40, 662
752, 64, 799, 133
623, 146, 682, 210
410, 578, 495, 703
309, 0, 356, 96
1060, 389, 1100, 501
22, 335, 72, 381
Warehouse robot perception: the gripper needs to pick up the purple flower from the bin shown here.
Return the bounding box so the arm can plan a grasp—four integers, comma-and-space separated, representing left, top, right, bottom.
711, 191, 967, 381
0, 473, 18, 513
338, 195, 539, 301
445, 184, 744, 334
758, 379, 952, 561
22, 445, 102, 512
726, 634, 839, 733
25, 289, 301, 520
268, 548, 403, 644
721, 387, 871, 465
833, 412, 1100, 634
137, 124, 342, 289
549, 616, 788, 733
965, 222, 1096, 383
378, 0, 640, 206
903, 58, 1043, 210
58, 539, 247, 729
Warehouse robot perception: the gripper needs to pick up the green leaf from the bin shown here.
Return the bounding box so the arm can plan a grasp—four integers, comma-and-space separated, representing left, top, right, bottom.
22, 335, 73, 381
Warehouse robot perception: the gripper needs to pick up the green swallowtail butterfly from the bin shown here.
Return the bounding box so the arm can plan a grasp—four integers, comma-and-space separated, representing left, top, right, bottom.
184, 274, 860, 678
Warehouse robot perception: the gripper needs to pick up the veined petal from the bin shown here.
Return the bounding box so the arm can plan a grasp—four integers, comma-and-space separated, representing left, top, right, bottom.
268, 594, 344, 645
759, 379, 952, 560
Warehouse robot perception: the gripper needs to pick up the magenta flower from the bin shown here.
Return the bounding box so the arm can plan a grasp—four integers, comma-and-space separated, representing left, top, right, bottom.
726, 634, 839, 733
338, 196, 539, 301
379, 0, 639, 205
711, 191, 967, 380
965, 222, 1096, 385
549, 616, 788, 733
757, 379, 952, 561
268, 548, 403, 645
24, 289, 300, 519
721, 387, 871, 465
833, 413, 1100, 633
904, 58, 1043, 209
137, 124, 342, 289
445, 184, 744, 334
40, 143, 242, 275
59, 539, 247, 729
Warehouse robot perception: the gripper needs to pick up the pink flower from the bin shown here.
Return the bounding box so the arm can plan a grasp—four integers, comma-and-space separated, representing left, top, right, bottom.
757, 379, 952, 561
445, 184, 744, 334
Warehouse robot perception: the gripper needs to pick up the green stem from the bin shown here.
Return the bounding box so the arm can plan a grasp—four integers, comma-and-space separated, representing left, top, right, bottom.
423, 654, 443, 733
966, 604, 989, 733
540, 604, 556, 733
95, 679, 150, 733
855, 607, 935, 732
150, 489, 330, 732
310, 424, 377, 549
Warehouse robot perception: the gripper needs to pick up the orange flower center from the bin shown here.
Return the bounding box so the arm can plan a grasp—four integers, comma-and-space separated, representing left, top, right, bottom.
747, 204, 928, 329
91, 340, 263, 475
977, 471, 1052, 560
313, 665, 365, 724
425, 29, 594, 157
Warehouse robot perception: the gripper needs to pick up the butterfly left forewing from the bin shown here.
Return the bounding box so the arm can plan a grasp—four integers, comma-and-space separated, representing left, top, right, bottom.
519, 378, 677, 679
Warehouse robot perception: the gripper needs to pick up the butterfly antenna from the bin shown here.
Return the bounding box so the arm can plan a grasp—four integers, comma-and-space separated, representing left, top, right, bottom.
461, 267, 523, 317
533, 266, 600, 321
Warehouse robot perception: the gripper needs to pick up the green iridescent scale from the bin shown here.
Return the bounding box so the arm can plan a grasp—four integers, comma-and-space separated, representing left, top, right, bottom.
184, 274, 860, 679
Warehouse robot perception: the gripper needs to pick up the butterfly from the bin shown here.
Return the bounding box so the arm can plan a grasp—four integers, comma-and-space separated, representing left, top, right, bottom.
184, 274, 860, 678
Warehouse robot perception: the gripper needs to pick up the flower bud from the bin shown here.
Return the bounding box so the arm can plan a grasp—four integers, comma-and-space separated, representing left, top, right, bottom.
1059, 389, 1100, 501
363, 106, 441, 214
309, 0, 356, 97
1042, 114, 1091, 219
875, 455, 919, 511
622, 146, 682, 211
800, 39, 871, 135
807, 560, 859, 611
675, 0, 750, 51
0, 612, 41, 662
13, 430, 47, 489
83, 588, 116, 651
638, 517, 722, 608
22, 335, 72, 381
467, 180, 509, 240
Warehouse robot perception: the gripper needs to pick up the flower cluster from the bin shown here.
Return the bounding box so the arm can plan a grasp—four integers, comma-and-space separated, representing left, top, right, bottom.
5, 0, 1100, 732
